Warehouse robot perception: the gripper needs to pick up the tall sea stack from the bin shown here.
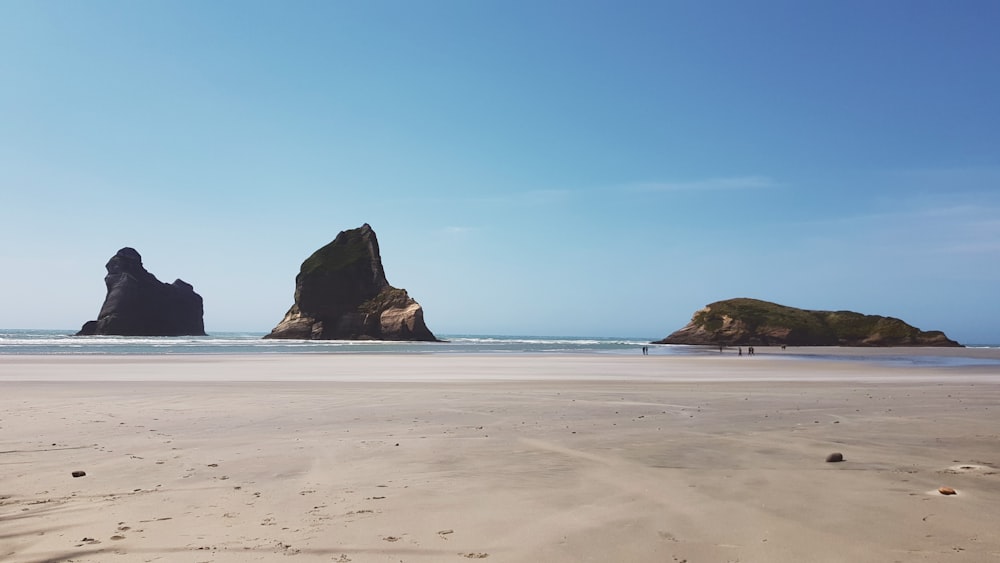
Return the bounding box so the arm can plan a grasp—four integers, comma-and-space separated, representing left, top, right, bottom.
264, 224, 437, 341
77, 248, 206, 336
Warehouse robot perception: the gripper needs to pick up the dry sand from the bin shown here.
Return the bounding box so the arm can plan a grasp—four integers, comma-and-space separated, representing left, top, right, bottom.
3, 351, 1000, 562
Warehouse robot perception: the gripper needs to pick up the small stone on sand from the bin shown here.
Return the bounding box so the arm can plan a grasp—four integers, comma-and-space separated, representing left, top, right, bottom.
825, 453, 844, 463
938, 486, 957, 495
72, 470, 87, 477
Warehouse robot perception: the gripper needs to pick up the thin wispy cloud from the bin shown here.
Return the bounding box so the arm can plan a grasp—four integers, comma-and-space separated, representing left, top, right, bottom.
621, 176, 779, 193
886, 165, 1000, 187
473, 189, 574, 207
845, 169, 1000, 255
787, 200, 1000, 258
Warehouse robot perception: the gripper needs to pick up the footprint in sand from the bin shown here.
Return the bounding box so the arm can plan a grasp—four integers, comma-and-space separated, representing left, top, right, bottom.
943, 463, 997, 475
76, 537, 101, 547
460, 553, 489, 559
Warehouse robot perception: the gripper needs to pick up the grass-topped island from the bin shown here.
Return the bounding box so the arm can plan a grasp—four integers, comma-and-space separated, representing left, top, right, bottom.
656, 297, 961, 347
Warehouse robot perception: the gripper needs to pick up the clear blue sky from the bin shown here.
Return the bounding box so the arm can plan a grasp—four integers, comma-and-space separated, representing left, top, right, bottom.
2, 1, 998, 343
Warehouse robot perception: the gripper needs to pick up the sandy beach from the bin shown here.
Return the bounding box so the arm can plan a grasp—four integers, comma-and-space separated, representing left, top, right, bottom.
3, 351, 1000, 562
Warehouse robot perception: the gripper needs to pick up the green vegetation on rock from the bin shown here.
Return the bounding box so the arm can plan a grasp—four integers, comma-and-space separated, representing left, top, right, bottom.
659, 298, 960, 347
693, 298, 830, 338
300, 231, 370, 276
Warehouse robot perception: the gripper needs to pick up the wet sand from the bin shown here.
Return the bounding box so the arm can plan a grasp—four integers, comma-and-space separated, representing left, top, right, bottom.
3, 352, 1000, 562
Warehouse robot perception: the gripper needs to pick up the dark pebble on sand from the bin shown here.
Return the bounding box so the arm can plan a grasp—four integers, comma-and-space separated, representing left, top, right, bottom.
825, 453, 844, 463
72, 470, 87, 478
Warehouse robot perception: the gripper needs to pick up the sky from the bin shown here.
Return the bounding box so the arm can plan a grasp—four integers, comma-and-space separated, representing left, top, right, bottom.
1, 1, 999, 343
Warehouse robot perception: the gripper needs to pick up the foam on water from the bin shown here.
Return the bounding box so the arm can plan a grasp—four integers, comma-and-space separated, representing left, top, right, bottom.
2, 330, 998, 366
0, 329, 663, 356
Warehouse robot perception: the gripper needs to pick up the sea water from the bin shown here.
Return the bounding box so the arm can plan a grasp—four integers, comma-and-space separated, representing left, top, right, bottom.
1, 329, 998, 367
0, 329, 664, 356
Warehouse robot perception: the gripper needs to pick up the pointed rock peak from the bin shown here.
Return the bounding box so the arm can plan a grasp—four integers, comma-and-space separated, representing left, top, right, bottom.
116, 247, 142, 262
301, 224, 387, 288
106, 247, 147, 275
267, 224, 436, 341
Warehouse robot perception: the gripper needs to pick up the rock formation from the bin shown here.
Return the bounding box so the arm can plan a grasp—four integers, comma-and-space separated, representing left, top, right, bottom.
655, 298, 960, 347
77, 248, 206, 336
265, 224, 437, 341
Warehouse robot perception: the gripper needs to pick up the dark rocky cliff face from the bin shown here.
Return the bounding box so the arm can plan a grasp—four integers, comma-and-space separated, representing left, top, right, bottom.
265, 224, 437, 341
655, 298, 961, 347
77, 248, 206, 336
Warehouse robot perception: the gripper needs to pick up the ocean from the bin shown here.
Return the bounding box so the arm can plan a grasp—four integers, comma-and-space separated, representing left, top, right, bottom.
2, 329, 999, 368
0, 329, 663, 356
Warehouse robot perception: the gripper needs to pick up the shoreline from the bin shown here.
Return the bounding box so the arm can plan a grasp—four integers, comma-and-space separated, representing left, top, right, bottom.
2, 348, 1000, 382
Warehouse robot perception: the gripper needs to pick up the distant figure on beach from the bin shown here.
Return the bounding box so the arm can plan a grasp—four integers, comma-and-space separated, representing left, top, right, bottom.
719, 345, 724, 354
781, 344, 787, 350
738, 347, 743, 356
641, 346, 648, 355
749, 346, 755, 356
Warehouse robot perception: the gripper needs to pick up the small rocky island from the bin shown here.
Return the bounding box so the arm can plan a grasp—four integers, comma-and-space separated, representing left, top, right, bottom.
265, 224, 437, 341
656, 298, 961, 347
77, 248, 206, 336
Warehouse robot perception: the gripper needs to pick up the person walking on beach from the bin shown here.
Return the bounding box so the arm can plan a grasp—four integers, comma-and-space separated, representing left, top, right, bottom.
739, 347, 743, 356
